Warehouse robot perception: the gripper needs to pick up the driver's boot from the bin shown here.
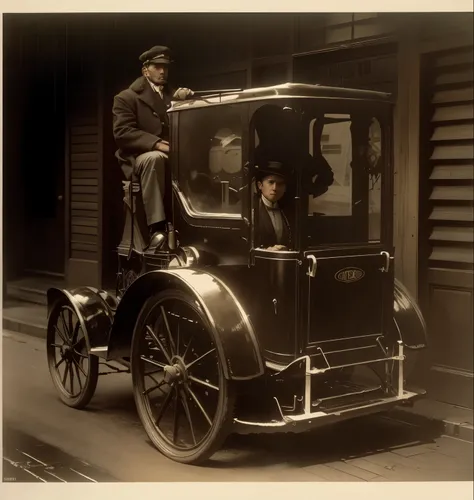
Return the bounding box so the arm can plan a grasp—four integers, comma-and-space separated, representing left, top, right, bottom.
146, 221, 168, 253
149, 220, 167, 237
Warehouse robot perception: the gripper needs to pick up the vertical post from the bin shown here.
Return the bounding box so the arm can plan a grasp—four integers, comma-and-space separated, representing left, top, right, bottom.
97, 21, 105, 287
63, 19, 70, 283
393, 33, 421, 300
221, 181, 230, 211
398, 340, 404, 398
305, 356, 312, 414
246, 16, 253, 89
384, 360, 391, 394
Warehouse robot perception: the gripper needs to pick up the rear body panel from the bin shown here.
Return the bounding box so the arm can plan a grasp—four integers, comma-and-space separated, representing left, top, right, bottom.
301, 247, 394, 368
304, 251, 387, 345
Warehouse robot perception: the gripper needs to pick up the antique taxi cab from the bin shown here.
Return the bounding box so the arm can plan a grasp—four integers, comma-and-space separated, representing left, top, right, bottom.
46, 83, 427, 464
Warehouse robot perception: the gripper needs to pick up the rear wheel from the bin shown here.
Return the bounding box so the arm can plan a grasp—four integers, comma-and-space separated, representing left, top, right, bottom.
131, 289, 235, 464
46, 299, 99, 408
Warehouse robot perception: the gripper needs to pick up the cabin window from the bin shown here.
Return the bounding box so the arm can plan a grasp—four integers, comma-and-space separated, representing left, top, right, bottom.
309, 114, 353, 217
367, 117, 382, 241
177, 105, 244, 217
306, 112, 384, 246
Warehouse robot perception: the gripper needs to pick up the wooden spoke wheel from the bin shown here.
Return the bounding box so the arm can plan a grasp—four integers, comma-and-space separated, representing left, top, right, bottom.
46, 299, 99, 409
131, 290, 235, 464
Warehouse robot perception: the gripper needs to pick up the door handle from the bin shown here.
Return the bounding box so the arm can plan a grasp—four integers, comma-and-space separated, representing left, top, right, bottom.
306, 255, 317, 278
380, 251, 391, 272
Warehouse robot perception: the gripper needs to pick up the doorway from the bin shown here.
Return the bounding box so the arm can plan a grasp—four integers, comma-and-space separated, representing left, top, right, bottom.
21, 19, 67, 277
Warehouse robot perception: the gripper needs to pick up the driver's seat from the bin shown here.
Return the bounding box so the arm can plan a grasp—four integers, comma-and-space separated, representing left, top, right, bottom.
119, 180, 149, 255
119, 178, 171, 257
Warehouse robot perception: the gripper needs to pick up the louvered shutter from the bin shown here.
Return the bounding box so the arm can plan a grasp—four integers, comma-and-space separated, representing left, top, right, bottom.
422, 45, 474, 409
70, 125, 100, 261
428, 47, 474, 266
66, 22, 103, 287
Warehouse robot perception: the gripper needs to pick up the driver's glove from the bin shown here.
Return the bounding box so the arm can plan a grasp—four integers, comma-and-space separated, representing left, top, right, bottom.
173, 87, 194, 100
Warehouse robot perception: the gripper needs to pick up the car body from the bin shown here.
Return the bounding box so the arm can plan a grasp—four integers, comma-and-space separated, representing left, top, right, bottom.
46, 83, 427, 464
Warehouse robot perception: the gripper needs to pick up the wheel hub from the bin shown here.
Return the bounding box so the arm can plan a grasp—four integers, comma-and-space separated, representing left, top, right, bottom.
164, 356, 187, 384
63, 346, 74, 361
164, 364, 181, 384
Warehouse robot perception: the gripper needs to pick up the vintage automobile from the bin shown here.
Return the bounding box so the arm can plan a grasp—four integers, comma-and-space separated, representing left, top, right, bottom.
46, 83, 428, 465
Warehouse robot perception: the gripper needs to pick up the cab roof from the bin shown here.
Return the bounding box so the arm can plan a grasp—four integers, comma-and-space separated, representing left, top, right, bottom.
169, 82, 392, 112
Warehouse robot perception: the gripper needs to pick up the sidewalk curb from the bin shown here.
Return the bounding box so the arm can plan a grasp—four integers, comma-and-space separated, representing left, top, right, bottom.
3, 316, 47, 340
3, 313, 473, 443
389, 406, 474, 442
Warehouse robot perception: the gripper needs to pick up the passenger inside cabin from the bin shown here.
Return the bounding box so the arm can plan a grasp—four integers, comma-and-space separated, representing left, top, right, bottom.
253, 104, 335, 199
255, 161, 292, 251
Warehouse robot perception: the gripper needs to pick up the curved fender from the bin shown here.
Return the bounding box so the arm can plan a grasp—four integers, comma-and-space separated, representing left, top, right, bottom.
391, 279, 428, 350
107, 269, 265, 381
47, 287, 117, 353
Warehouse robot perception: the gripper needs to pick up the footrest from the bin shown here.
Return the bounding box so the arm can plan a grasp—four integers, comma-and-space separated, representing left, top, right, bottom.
314, 386, 388, 412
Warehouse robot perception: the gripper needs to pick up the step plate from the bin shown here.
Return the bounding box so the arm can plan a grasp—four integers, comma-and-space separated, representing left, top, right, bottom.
233, 390, 422, 435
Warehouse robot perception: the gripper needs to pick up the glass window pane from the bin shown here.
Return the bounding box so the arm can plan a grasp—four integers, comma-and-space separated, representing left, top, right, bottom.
368, 117, 382, 241
305, 112, 385, 246
177, 106, 244, 216
309, 114, 352, 216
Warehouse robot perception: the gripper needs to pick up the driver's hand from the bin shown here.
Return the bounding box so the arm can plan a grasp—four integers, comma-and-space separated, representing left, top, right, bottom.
267, 245, 288, 251
173, 87, 194, 100
155, 140, 170, 153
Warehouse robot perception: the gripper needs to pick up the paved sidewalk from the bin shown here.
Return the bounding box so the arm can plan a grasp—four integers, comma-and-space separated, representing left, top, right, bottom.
392, 398, 473, 442
219, 414, 474, 481
2, 300, 47, 338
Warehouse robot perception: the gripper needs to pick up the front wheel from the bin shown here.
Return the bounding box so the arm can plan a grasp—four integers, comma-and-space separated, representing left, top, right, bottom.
131, 289, 235, 464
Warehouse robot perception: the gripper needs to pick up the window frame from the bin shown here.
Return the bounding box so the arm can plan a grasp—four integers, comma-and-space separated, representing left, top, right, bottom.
244, 98, 394, 252
303, 106, 392, 249
171, 103, 249, 229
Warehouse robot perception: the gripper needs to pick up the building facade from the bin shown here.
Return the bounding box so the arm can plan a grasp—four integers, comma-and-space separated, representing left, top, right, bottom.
3, 12, 473, 408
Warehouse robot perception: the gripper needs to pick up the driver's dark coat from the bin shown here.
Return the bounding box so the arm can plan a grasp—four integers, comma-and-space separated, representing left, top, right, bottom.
112, 76, 174, 179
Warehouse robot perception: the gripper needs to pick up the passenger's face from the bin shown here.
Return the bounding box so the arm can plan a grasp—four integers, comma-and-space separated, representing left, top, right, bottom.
143, 63, 169, 85
258, 175, 286, 203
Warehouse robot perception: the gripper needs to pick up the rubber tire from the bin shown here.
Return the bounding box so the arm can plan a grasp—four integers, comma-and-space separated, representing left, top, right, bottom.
46, 298, 99, 409
131, 289, 235, 465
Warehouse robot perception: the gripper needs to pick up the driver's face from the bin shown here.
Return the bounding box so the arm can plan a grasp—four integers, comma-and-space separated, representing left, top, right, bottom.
143, 63, 169, 85
258, 175, 286, 203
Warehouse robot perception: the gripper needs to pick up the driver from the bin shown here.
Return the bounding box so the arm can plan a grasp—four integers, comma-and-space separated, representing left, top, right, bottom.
112, 45, 194, 238
255, 161, 292, 251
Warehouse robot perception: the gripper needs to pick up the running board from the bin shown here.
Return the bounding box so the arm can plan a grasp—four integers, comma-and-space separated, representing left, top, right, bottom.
233, 389, 422, 434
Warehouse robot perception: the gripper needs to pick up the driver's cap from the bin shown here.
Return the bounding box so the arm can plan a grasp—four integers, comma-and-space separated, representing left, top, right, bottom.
139, 46, 173, 65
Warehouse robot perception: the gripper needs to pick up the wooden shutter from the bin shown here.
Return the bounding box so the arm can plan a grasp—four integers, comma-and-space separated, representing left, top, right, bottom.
66, 20, 103, 286
428, 47, 474, 267
420, 44, 474, 408
69, 124, 100, 261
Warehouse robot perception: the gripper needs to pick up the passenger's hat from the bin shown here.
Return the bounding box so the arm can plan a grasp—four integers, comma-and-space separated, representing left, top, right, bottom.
139, 45, 173, 65
255, 160, 288, 182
